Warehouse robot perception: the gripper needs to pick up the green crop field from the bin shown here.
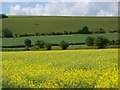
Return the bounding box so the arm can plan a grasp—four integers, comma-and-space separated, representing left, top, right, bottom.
2, 16, 118, 34
2, 49, 118, 88
2, 33, 119, 46
1, 16, 119, 89
2, 16, 118, 47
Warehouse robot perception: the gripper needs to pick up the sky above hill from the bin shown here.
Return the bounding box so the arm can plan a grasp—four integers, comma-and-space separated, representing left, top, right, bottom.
1, 0, 119, 16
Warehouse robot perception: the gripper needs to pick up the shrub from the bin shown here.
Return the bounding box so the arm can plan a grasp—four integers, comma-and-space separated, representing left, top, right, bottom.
118, 30, 120, 33
14, 33, 19, 37
25, 46, 30, 50
64, 31, 69, 34
95, 36, 110, 49
110, 40, 116, 45
24, 39, 31, 47
23, 33, 29, 37
31, 45, 40, 50
93, 28, 105, 34
116, 39, 120, 45
98, 28, 105, 33
44, 42, 52, 50
109, 30, 118, 33
41, 33, 45, 35
35, 40, 45, 48
35, 32, 40, 36
59, 41, 69, 50
86, 36, 94, 46
69, 31, 74, 34
2, 28, 13, 38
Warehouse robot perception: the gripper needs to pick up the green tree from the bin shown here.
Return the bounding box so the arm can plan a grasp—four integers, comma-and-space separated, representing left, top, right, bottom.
59, 41, 69, 50
86, 36, 94, 46
2, 28, 13, 38
35, 40, 45, 48
24, 39, 31, 47
95, 36, 110, 49
116, 39, 120, 45
0, 14, 8, 18
110, 40, 115, 45
44, 42, 52, 50
78, 26, 91, 34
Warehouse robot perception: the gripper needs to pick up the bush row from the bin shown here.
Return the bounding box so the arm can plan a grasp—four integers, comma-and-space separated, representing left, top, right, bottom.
86, 36, 120, 48
24, 36, 120, 51
24, 39, 69, 50
2, 26, 119, 38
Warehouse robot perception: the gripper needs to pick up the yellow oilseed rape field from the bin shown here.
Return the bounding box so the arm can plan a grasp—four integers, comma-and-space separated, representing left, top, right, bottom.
2, 49, 118, 88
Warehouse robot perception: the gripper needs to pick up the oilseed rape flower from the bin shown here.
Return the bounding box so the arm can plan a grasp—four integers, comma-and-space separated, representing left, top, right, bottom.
2, 49, 118, 88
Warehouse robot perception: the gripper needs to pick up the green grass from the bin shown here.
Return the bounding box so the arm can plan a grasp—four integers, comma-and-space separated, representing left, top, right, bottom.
2, 33, 119, 46
2, 16, 118, 34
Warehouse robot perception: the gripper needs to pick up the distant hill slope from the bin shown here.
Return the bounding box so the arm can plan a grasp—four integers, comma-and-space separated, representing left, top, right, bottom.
2, 16, 118, 34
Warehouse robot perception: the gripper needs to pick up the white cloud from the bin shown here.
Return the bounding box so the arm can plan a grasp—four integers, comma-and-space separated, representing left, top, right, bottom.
10, 5, 20, 14
9, 2, 91, 16
96, 10, 113, 16
9, 4, 44, 15
9, 2, 118, 16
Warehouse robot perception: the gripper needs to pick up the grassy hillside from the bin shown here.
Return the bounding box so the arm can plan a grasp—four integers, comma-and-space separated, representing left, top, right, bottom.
2, 33, 118, 46
2, 16, 118, 34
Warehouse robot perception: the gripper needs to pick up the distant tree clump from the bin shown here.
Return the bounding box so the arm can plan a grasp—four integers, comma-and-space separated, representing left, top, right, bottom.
0, 14, 8, 19
78, 26, 92, 34
35, 40, 45, 48
86, 36, 94, 46
24, 39, 31, 47
59, 41, 69, 50
2, 28, 13, 38
95, 36, 110, 49
44, 42, 52, 50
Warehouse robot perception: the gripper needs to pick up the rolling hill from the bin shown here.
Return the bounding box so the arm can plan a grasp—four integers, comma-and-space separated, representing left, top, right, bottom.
2, 16, 118, 34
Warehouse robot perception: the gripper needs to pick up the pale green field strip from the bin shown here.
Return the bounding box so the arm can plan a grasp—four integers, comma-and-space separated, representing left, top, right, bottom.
2, 33, 119, 46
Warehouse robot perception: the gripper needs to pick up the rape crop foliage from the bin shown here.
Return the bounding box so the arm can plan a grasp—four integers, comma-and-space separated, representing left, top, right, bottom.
2, 49, 118, 88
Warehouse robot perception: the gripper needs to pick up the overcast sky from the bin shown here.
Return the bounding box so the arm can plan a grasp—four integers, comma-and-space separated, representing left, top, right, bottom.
1, 0, 119, 16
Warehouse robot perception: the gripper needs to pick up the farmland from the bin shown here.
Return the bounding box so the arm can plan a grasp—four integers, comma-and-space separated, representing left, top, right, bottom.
2, 16, 118, 34
2, 16, 119, 48
2, 33, 118, 47
1, 15, 119, 89
2, 49, 118, 88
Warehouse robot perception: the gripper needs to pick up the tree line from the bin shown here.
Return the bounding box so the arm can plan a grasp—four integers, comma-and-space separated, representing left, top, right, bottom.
23, 36, 120, 51
85, 36, 120, 49
2, 26, 119, 38
24, 39, 69, 50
